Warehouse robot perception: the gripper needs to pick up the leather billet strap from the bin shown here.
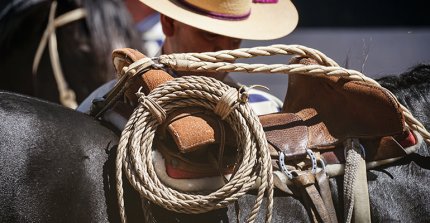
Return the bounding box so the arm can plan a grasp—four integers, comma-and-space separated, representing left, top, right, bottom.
292, 171, 338, 223
315, 171, 338, 223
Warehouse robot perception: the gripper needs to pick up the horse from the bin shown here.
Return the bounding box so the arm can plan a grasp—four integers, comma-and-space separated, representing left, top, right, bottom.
0, 0, 141, 105
1, 64, 430, 222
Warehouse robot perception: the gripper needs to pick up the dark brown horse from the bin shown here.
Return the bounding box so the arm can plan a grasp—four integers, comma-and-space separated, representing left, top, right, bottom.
0, 0, 141, 105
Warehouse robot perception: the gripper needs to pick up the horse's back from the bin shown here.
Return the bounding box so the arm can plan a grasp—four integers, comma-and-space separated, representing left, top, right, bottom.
0, 91, 119, 222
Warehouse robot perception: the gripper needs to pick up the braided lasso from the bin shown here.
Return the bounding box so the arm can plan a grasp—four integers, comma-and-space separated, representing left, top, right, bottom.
116, 76, 273, 223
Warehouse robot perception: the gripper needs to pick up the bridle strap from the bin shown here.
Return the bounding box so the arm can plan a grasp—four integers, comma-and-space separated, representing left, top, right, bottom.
32, 1, 86, 109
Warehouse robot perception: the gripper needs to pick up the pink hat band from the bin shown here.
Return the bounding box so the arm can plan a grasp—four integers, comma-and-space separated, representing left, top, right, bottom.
176, 0, 278, 21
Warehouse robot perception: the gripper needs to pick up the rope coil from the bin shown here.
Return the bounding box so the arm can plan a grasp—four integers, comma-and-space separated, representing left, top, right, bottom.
116, 76, 273, 223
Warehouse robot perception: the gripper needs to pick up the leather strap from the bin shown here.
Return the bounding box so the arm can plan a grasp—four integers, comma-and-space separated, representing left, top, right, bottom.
293, 172, 333, 223
316, 170, 338, 223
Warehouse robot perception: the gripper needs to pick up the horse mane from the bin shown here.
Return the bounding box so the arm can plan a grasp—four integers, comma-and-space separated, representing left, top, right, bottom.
378, 64, 430, 128
0, 0, 140, 69
0, 0, 141, 102
377, 64, 430, 92
0, 0, 45, 50
82, 0, 141, 62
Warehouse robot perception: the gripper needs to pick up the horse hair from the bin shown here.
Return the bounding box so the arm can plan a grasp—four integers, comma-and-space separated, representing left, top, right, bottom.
0, 0, 141, 102
0, 0, 140, 61
378, 64, 430, 129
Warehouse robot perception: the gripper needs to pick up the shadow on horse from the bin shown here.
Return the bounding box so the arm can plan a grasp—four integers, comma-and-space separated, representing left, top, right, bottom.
1, 64, 430, 222
0, 0, 141, 104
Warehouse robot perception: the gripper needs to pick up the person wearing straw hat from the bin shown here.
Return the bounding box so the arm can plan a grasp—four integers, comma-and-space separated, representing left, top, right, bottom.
77, 0, 299, 129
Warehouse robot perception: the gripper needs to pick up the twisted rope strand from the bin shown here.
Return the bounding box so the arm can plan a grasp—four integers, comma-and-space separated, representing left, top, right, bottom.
159, 44, 339, 67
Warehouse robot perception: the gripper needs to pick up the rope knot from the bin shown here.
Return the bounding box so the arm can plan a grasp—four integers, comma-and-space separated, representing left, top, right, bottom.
214, 85, 270, 120
136, 87, 166, 124
214, 88, 240, 120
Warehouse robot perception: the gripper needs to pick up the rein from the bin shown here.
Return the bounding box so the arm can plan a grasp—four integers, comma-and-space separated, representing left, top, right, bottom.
32, 1, 86, 109
104, 45, 430, 223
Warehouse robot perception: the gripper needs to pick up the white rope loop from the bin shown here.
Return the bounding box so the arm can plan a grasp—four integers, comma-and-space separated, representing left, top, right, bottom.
116, 76, 273, 223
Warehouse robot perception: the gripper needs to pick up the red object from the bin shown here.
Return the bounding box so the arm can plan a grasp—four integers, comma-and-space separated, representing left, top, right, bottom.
399, 131, 416, 148
165, 163, 219, 179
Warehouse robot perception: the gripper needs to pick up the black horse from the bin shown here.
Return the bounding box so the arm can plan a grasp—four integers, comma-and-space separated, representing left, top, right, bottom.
0, 0, 141, 104
1, 65, 430, 222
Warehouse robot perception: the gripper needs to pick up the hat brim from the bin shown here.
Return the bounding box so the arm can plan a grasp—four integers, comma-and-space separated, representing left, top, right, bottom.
139, 0, 298, 40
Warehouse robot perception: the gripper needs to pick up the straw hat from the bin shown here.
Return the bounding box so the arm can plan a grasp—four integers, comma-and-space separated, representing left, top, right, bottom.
139, 0, 298, 40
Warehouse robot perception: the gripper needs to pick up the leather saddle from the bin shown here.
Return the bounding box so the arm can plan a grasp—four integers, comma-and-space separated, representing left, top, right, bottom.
104, 48, 418, 182
263, 57, 416, 170
92, 48, 422, 223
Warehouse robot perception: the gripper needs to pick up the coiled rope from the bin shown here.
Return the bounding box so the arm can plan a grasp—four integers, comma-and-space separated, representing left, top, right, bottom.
117, 76, 273, 223
116, 44, 430, 223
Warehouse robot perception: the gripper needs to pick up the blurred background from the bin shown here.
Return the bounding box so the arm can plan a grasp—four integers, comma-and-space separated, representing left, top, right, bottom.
230, 0, 430, 99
